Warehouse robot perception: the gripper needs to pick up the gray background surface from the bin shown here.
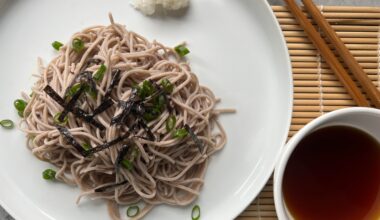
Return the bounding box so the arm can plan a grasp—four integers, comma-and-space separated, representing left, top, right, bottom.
1, 0, 379, 219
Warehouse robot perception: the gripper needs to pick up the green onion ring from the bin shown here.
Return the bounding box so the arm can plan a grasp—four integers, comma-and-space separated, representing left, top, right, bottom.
191, 205, 201, 220
127, 205, 140, 217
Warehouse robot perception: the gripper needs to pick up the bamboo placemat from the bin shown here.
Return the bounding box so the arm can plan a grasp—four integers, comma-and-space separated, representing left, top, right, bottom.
236, 5, 380, 220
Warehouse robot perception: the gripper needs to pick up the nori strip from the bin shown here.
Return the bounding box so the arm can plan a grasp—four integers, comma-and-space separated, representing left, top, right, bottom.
64, 71, 94, 97
110, 88, 140, 125
44, 85, 105, 130
104, 69, 121, 99
110, 100, 134, 125
84, 133, 130, 156
94, 180, 128, 193
115, 144, 130, 172
59, 85, 85, 122
138, 119, 155, 141
83, 71, 98, 97
72, 108, 105, 130
44, 85, 65, 106
92, 98, 114, 116
56, 125, 86, 156
132, 102, 146, 116
184, 124, 204, 153
129, 120, 141, 134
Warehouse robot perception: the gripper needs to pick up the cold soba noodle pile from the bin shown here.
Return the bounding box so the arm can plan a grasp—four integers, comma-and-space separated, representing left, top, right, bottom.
21, 15, 231, 219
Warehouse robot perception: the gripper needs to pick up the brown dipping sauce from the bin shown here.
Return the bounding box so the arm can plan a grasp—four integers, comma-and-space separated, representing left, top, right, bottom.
283, 125, 380, 220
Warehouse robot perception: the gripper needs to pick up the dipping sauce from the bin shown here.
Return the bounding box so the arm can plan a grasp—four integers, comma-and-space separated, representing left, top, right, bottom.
283, 125, 380, 220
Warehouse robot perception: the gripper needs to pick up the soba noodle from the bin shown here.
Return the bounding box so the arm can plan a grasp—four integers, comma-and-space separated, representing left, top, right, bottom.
20, 14, 231, 219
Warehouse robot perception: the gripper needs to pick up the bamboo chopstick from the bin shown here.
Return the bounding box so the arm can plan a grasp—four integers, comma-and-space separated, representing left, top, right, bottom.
283, 0, 370, 107
286, 37, 379, 44
278, 18, 380, 25
292, 62, 378, 69
289, 50, 377, 57
275, 12, 380, 19
302, 0, 380, 108
272, 5, 380, 13
288, 44, 378, 50
294, 74, 379, 81
291, 56, 378, 63
292, 68, 379, 74
281, 24, 380, 32
283, 31, 379, 38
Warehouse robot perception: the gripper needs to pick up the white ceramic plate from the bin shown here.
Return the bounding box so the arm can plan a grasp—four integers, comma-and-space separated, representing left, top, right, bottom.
0, 0, 292, 219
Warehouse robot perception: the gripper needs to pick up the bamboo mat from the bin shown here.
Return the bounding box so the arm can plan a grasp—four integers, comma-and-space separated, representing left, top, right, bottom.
236, 5, 380, 220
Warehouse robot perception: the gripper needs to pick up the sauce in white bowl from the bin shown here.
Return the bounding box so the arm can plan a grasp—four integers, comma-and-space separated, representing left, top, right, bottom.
274, 107, 380, 220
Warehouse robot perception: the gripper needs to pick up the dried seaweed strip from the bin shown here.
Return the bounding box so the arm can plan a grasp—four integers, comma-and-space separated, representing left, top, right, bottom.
92, 99, 114, 116
44, 85, 65, 106
115, 144, 130, 172
59, 85, 85, 121
184, 124, 204, 153
138, 119, 155, 141
56, 125, 86, 156
72, 108, 105, 130
44, 85, 105, 130
85, 134, 130, 156
104, 69, 121, 99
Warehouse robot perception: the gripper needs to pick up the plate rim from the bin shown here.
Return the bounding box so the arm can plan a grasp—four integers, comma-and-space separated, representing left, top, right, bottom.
0, 0, 293, 219
228, 0, 293, 219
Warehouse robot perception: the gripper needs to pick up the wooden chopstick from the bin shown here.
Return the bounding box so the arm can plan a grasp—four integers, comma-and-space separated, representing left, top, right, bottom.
283, 0, 370, 107
301, 0, 380, 108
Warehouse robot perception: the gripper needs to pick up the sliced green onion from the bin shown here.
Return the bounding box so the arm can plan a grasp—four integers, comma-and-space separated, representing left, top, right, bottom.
72, 38, 84, 53
67, 83, 82, 97
93, 64, 107, 81
133, 80, 155, 99
133, 80, 154, 99
83, 84, 97, 99
160, 78, 174, 93
17, 111, 24, 118
126, 205, 140, 217
0, 119, 14, 129
14, 99, 27, 112
143, 107, 161, 122
142, 80, 155, 96
166, 115, 176, 132
52, 41, 63, 51
42, 169, 56, 180
121, 159, 133, 171
174, 44, 190, 57
53, 112, 68, 125
157, 95, 166, 109
82, 143, 91, 151
173, 128, 188, 139
191, 205, 201, 220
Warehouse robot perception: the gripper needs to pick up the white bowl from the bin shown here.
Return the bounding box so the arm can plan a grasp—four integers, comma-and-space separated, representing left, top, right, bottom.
273, 107, 380, 220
